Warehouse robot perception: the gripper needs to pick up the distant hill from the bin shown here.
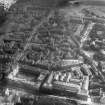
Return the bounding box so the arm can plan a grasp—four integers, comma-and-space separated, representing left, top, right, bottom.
17, 0, 69, 8
78, 0, 105, 6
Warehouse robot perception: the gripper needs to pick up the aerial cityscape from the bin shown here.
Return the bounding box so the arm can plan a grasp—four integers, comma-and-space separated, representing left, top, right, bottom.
0, 0, 105, 105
